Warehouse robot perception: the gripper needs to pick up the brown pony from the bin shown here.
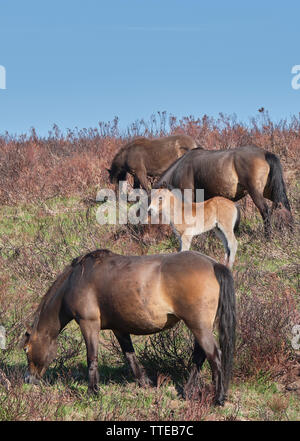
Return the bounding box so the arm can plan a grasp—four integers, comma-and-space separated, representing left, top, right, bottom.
155, 145, 292, 237
107, 135, 197, 190
22, 249, 236, 406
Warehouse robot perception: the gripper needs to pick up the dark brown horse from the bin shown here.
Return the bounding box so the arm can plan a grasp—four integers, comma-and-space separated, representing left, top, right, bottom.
22, 249, 236, 406
107, 135, 197, 190
155, 145, 292, 236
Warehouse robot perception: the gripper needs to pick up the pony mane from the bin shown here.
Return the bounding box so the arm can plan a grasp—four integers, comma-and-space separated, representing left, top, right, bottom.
30, 250, 115, 329
30, 264, 73, 330
153, 156, 184, 188
71, 249, 115, 267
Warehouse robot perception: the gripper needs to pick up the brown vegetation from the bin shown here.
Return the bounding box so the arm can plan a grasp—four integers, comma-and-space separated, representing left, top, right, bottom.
0, 110, 299, 205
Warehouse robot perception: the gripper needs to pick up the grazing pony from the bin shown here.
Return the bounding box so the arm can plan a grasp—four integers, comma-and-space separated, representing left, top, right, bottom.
22, 249, 236, 406
107, 135, 197, 190
155, 145, 292, 237
148, 185, 240, 268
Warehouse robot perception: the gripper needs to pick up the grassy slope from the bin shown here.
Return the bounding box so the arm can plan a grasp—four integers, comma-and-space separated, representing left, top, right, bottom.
0, 183, 299, 421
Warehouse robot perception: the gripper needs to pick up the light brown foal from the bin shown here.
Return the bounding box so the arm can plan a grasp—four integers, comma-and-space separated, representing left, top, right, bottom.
149, 187, 240, 268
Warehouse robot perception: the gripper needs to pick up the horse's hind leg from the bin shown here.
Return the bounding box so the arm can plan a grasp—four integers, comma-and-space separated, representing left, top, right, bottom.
113, 331, 152, 387
189, 327, 225, 405
216, 227, 238, 269
248, 187, 271, 238
79, 318, 100, 394
227, 233, 238, 269
214, 227, 230, 267
185, 340, 206, 396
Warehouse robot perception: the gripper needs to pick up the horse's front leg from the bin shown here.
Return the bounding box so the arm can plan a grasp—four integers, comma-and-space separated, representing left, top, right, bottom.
179, 233, 193, 251
79, 318, 100, 394
113, 331, 152, 387
133, 175, 141, 189
133, 165, 150, 192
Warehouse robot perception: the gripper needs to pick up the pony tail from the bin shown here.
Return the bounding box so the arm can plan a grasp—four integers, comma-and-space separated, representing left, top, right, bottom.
214, 263, 236, 394
265, 152, 291, 212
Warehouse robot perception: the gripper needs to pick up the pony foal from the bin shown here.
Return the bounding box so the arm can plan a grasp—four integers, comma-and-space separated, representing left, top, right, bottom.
148, 186, 240, 268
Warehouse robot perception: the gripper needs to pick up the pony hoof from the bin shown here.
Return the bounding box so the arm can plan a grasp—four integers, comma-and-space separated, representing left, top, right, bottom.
139, 377, 153, 388
214, 397, 225, 406
264, 230, 271, 240
88, 385, 99, 396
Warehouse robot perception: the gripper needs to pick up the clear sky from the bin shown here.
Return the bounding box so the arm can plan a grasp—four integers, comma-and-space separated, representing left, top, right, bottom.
0, 0, 300, 136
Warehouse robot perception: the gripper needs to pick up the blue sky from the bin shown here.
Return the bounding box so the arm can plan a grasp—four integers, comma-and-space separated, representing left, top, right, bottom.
0, 0, 299, 136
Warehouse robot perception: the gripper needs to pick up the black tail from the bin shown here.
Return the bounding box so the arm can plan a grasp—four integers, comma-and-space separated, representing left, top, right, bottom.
234, 204, 241, 233
265, 152, 291, 212
214, 263, 236, 394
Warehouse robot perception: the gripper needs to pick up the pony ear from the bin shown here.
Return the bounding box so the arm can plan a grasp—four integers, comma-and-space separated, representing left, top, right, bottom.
25, 322, 32, 336
19, 329, 31, 349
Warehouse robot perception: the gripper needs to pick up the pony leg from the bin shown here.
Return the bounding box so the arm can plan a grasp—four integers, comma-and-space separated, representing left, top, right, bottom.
190, 327, 225, 406
185, 340, 206, 397
216, 227, 238, 269
133, 176, 141, 189
214, 227, 230, 266
180, 233, 193, 251
226, 233, 238, 269
248, 187, 271, 238
113, 331, 152, 387
79, 318, 100, 394
133, 166, 150, 192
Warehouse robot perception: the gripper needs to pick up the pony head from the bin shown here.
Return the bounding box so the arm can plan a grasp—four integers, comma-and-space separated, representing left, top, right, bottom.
147, 182, 179, 225
21, 325, 58, 385
106, 167, 116, 184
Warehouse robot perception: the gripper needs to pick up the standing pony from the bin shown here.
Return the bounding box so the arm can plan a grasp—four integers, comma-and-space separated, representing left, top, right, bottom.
107, 134, 197, 190
22, 249, 236, 406
155, 145, 292, 237
148, 185, 240, 268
